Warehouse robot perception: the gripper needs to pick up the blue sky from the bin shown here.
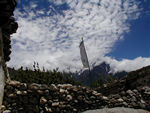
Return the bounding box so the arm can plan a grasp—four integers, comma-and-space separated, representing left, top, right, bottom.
109, 0, 150, 59
9, 0, 150, 73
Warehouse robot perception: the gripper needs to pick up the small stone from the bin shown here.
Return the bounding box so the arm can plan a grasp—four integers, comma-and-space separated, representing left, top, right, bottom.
48, 100, 53, 104
131, 96, 137, 102
102, 96, 109, 101
126, 90, 134, 96
110, 98, 117, 103
29, 83, 40, 90
1, 105, 6, 111
3, 110, 11, 113
122, 96, 127, 101
60, 88, 68, 94
92, 91, 101, 96
52, 102, 59, 107
74, 100, 78, 103
73, 108, 78, 112
131, 102, 137, 107
18, 107, 23, 110
117, 98, 124, 102
59, 104, 66, 108
50, 84, 58, 91
40, 97, 47, 104
40, 84, 48, 90
60, 101, 66, 105
58, 84, 73, 89
123, 102, 128, 106
133, 89, 138, 93
140, 99, 146, 104
16, 91, 22, 95
44, 90, 49, 95
22, 91, 27, 95
12, 103, 17, 106
90, 96, 96, 99
66, 95, 72, 101
120, 91, 126, 96
77, 96, 83, 101
72, 87, 78, 92
45, 107, 52, 112
7, 94, 16, 98
37, 90, 44, 95
8, 80, 21, 86
54, 99, 59, 102
20, 83, 27, 90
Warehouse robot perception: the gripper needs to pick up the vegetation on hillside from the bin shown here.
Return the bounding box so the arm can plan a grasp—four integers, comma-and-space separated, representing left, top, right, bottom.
91, 74, 116, 88
8, 62, 81, 86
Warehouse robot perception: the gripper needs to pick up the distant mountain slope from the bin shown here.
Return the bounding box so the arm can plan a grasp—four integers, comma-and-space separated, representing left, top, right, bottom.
76, 62, 128, 85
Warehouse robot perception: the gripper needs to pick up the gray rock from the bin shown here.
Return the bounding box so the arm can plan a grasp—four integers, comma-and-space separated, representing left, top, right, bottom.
3, 110, 11, 113
57, 84, 73, 90
50, 84, 58, 91
117, 98, 124, 102
92, 91, 101, 96
8, 81, 21, 86
52, 102, 59, 107
83, 107, 150, 113
45, 107, 52, 113
127, 90, 134, 96
29, 83, 41, 90
59, 88, 69, 94
66, 95, 72, 101
40, 97, 47, 105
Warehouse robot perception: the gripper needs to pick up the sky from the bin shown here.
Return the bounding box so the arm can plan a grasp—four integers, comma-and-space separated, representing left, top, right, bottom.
8, 0, 150, 73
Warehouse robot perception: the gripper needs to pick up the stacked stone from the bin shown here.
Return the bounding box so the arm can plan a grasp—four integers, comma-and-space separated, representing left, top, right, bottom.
0, 0, 18, 62
107, 89, 149, 110
2, 81, 150, 113
140, 86, 150, 110
2, 81, 104, 113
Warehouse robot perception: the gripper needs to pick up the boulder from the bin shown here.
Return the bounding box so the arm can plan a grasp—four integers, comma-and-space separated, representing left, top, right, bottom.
83, 107, 150, 113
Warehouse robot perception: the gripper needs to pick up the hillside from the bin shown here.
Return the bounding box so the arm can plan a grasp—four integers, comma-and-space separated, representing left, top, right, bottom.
8, 67, 81, 86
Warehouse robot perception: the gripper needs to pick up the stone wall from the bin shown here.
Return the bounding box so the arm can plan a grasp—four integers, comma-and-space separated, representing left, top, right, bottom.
1, 81, 150, 113
97, 66, 150, 96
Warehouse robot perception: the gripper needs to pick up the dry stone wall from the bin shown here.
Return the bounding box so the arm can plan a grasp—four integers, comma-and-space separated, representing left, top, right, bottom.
97, 66, 150, 96
1, 81, 150, 113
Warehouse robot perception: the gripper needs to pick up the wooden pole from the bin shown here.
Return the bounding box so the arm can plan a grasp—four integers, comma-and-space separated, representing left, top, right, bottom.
0, 28, 5, 112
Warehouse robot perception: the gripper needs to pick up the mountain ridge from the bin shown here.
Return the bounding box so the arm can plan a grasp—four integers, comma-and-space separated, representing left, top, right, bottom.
76, 62, 128, 85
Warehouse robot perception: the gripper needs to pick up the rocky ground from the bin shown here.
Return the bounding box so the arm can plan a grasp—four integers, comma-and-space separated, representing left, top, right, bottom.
83, 107, 150, 113
1, 80, 150, 113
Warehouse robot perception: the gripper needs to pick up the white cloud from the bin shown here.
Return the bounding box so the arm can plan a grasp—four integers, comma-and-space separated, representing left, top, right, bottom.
104, 57, 150, 73
8, 0, 150, 72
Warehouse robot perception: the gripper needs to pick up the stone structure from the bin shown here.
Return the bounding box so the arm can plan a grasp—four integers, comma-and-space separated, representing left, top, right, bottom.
1, 81, 150, 113
97, 66, 150, 96
0, 0, 18, 111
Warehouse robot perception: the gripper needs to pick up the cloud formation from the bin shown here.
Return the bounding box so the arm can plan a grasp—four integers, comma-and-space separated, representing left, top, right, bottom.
8, 0, 150, 72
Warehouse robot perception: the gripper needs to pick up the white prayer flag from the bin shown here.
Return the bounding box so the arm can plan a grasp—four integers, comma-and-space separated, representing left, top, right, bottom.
79, 39, 90, 68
